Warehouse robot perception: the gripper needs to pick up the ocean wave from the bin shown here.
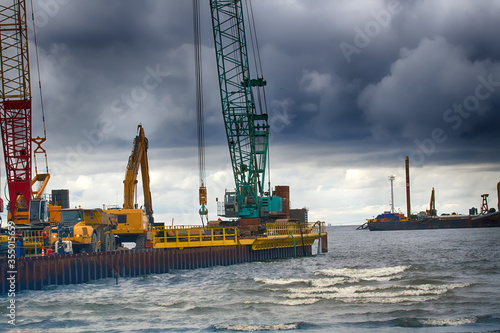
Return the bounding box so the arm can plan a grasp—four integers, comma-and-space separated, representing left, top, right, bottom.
212, 322, 301, 331
396, 316, 478, 327
316, 265, 410, 280
254, 272, 408, 289
244, 299, 320, 306
420, 316, 478, 326
311, 277, 353, 287
277, 299, 320, 306
283, 283, 470, 303
156, 301, 180, 307
254, 278, 310, 285
255, 277, 361, 288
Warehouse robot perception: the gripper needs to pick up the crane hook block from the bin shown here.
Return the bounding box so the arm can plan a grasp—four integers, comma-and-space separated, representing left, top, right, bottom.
199, 186, 207, 205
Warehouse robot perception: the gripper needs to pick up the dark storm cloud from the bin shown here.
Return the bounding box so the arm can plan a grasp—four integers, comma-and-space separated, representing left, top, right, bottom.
359, 37, 500, 138
251, 0, 500, 167
29, 0, 500, 169
31, 0, 209, 152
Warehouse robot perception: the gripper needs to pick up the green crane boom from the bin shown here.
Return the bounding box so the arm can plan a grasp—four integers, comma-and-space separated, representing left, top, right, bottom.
210, 0, 270, 219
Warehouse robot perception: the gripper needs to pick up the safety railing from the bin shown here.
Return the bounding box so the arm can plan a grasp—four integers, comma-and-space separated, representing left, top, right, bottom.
19, 230, 49, 255
151, 226, 238, 248
164, 225, 206, 230
265, 222, 326, 237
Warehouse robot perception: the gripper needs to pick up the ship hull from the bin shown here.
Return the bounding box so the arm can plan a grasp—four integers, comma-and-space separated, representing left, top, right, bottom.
368, 212, 500, 231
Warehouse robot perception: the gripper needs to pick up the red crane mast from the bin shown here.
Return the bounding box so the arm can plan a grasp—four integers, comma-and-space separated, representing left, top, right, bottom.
0, 0, 49, 225
0, 0, 32, 220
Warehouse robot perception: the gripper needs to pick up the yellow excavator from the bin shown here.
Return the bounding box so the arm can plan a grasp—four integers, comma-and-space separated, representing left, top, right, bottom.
104, 125, 154, 249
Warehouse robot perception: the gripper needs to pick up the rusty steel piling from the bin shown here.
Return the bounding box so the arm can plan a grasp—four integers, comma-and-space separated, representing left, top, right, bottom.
1, 244, 312, 294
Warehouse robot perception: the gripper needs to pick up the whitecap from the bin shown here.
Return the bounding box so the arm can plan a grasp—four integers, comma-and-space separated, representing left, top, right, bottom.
316, 265, 410, 280
156, 302, 178, 307
283, 283, 470, 304
420, 316, 478, 326
244, 298, 319, 306
254, 278, 309, 285
277, 299, 319, 306
310, 277, 352, 287
213, 322, 300, 331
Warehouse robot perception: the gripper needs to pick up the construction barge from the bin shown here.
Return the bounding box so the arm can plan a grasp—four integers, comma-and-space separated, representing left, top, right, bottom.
366, 211, 500, 231
363, 157, 500, 231
1, 222, 328, 294
0, 1, 332, 296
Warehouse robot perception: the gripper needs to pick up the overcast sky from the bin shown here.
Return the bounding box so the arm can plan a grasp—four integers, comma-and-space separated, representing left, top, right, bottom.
3, 0, 500, 226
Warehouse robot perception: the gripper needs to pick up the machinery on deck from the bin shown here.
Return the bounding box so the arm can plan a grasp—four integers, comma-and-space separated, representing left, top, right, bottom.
104, 125, 154, 249
209, 0, 290, 230
0, 1, 115, 256
56, 208, 118, 253
0, 0, 60, 231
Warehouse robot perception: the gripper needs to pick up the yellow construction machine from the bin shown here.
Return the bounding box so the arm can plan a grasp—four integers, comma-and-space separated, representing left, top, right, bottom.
54, 208, 118, 253
104, 125, 154, 249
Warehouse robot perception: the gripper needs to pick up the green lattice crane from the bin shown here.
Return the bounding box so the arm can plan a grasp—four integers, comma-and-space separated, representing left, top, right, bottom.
210, 0, 282, 219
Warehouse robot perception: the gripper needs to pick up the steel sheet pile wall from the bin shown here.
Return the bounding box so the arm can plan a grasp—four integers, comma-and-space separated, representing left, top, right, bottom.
1, 245, 311, 293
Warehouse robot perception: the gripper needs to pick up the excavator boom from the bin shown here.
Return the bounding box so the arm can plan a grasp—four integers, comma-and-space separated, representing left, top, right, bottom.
123, 125, 153, 223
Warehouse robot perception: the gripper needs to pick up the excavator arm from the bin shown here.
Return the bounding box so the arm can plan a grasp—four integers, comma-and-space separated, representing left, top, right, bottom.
123, 125, 153, 223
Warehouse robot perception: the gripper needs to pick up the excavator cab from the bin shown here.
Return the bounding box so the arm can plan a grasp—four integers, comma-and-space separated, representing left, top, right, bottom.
29, 198, 49, 225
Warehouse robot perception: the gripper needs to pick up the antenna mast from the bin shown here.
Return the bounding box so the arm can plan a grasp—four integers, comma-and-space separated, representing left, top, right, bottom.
388, 175, 395, 214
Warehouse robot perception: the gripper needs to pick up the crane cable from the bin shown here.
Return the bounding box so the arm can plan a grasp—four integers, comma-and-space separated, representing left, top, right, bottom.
193, 0, 205, 186
244, 0, 272, 195
245, 0, 268, 116
193, 0, 207, 225
30, 0, 49, 174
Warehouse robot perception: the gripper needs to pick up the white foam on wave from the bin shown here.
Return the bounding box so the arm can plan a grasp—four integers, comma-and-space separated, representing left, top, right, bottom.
363, 274, 404, 282
346, 295, 441, 304
284, 283, 470, 304
286, 284, 390, 295
256, 276, 364, 289
244, 298, 319, 306
156, 302, 178, 307
214, 322, 300, 331
420, 316, 478, 326
310, 277, 352, 287
277, 298, 320, 306
316, 265, 410, 280
254, 278, 309, 285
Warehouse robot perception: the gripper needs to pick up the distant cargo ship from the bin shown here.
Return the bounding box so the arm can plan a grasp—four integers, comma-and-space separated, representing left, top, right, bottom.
362, 157, 500, 231
366, 211, 500, 231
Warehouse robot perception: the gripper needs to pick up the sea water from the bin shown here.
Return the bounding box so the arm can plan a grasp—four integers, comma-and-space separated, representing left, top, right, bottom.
1, 226, 499, 332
